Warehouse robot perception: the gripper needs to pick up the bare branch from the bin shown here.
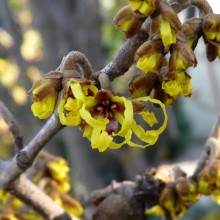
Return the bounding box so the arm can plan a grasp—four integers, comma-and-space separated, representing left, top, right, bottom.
61, 51, 93, 79
0, 100, 23, 151
0, 114, 64, 188
192, 114, 220, 179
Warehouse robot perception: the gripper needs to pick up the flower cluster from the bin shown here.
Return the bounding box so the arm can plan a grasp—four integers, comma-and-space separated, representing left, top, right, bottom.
197, 160, 220, 203
114, 0, 220, 106
144, 172, 200, 219
157, 177, 199, 219
145, 160, 220, 219
30, 69, 167, 152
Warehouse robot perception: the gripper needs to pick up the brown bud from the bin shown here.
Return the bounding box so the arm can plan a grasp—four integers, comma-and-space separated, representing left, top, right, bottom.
181, 18, 203, 49
129, 72, 158, 98
135, 39, 164, 59
159, 184, 176, 208
151, 1, 181, 38
114, 6, 145, 38
175, 178, 198, 202
28, 71, 63, 101
202, 14, 220, 46
169, 39, 197, 71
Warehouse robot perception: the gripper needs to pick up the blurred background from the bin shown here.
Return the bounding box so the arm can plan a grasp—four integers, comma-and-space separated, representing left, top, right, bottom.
0, 0, 220, 219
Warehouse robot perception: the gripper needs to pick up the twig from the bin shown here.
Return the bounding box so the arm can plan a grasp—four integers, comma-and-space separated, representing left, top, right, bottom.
0, 100, 23, 151
60, 51, 93, 79
96, 29, 148, 81
192, 114, 220, 179
169, 0, 212, 16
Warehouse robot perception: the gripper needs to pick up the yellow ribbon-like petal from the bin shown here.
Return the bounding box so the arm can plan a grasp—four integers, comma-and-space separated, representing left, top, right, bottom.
58, 99, 81, 126
140, 111, 158, 127
90, 128, 113, 152
160, 17, 176, 46
128, 96, 168, 147
70, 82, 85, 101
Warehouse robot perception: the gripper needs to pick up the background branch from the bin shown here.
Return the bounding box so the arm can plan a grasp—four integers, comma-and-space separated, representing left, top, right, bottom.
0, 100, 23, 151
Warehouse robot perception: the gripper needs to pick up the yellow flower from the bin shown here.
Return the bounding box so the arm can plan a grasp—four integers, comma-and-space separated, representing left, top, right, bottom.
128, 0, 158, 17
79, 89, 168, 151
29, 71, 63, 119
79, 89, 133, 152
145, 205, 164, 216
0, 213, 20, 220
202, 14, 220, 43
114, 6, 144, 38
136, 53, 160, 73
162, 72, 192, 100
135, 40, 164, 73
47, 158, 71, 193
58, 79, 98, 126
31, 93, 57, 119
169, 41, 197, 71
61, 194, 84, 217
48, 158, 70, 181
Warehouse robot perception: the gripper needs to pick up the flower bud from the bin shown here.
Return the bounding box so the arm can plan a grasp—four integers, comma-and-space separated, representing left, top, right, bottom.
114, 6, 145, 38
202, 14, 220, 44
181, 18, 203, 49
169, 37, 197, 71
135, 39, 164, 73
129, 72, 158, 98
150, 1, 181, 47
159, 184, 186, 219
202, 14, 220, 61
175, 178, 199, 203
29, 71, 63, 119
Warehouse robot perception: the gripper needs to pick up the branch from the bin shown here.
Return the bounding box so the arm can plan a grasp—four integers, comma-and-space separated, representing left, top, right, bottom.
0, 114, 64, 189
0, 100, 23, 151
0, 101, 74, 219
192, 114, 220, 179
7, 175, 79, 220
96, 29, 148, 81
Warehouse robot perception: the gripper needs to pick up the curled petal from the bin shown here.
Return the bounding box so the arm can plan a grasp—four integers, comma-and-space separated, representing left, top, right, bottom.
58, 99, 81, 126
70, 82, 85, 100
128, 96, 168, 147
90, 128, 113, 152
109, 130, 133, 149
140, 111, 158, 127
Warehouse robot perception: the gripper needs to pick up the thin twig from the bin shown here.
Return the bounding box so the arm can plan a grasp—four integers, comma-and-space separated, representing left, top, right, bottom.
61, 51, 93, 79
192, 114, 220, 179
0, 114, 64, 188
0, 100, 23, 151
